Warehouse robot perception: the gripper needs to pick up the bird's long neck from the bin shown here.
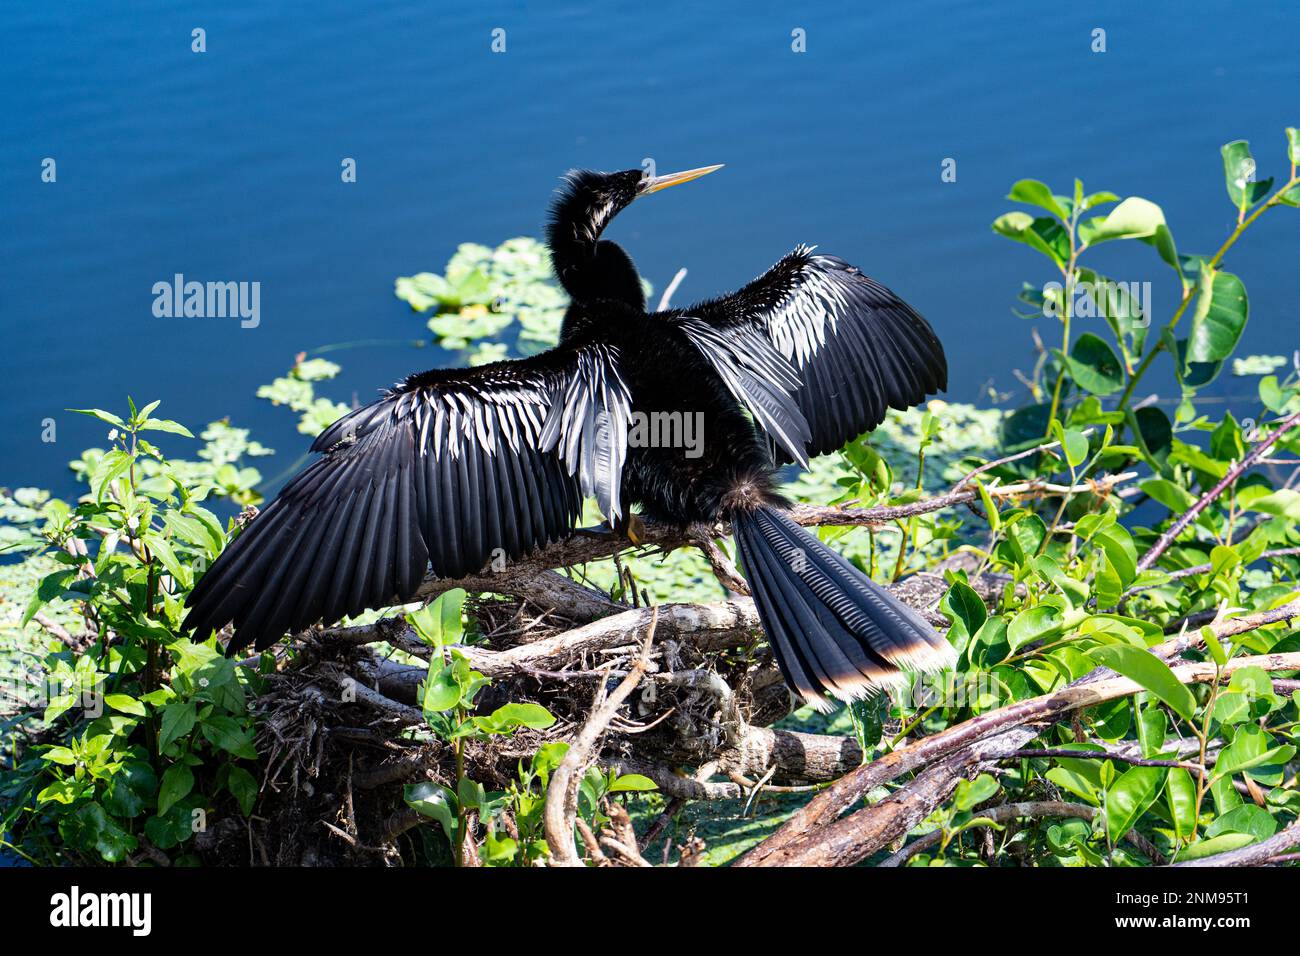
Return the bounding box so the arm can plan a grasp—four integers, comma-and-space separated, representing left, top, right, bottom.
547, 176, 644, 309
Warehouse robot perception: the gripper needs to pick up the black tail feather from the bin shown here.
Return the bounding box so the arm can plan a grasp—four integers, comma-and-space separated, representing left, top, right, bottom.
733, 504, 954, 709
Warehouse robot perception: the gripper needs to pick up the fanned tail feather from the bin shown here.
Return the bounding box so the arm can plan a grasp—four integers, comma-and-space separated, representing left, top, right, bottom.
733, 504, 954, 710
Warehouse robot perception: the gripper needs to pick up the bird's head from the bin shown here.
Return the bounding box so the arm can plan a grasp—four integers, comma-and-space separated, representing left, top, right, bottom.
547, 164, 723, 303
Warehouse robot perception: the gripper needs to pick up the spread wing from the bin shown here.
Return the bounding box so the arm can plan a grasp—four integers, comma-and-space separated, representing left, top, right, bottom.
680, 245, 947, 460
673, 316, 812, 466
183, 342, 631, 653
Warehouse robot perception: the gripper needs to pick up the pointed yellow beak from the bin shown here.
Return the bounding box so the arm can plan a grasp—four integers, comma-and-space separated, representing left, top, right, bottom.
638, 164, 724, 196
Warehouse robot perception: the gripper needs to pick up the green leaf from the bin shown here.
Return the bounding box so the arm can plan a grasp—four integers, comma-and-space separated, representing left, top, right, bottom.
22, 567, 76, 627
1061, 428, 1089, 468
1205, 805, 1277, 841
157, 763, 195, 816
200, 715, 259, 759
69, 803, 137, 863
104, 693, 146, 717
157, 701, 197, 753
478, 702, 556, 733
1007, 605, 1063, 653
143, 532, 189, 585
1007, 179, 1070, 221
1081, 197, 1166, 246
1139, 477, 1197, 513
953, 773, 1000, 811
1094, 526, 1137, 589
1093, 552, 1123, 611
1081, 189, 1120, 211
1176, 833, 1255, 862
1087, 645, 1196, 721
407, 588, 466, 649
225, 765, 258, 816
1165, 767, 1198, 840
940, 580, 987, 653
1104, 765, 1167, 844
1287, 127, 1300, 166
1200, 626, 1228, 668
1136, 706, 1167, 758
103, 761, 157, 819
69, 407, 127, 429
1129, 406, 1172, 468
93, 449, 134, 505
1213, 725, 1295, 781
38, 779, 85, 804
1246, 488, 1300, 522
1221, 140, 1272, 212
991, 213, 1069, 266
421, 662, 462, 714
1065, 333, 1125, 396
404, 781, 458, 838
608, 773, 659, 793
976, 480, 1000, 532
138, 418, 195, 438
1187, 268, 1248, 365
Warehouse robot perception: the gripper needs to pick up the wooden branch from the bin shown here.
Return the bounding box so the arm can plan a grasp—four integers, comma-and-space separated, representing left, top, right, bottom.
303, 470, 1137, 655
952, 430, 1086, 490
606, 758, 744, 801
1006, 747, 1206, 772
1137, 409, 1300, 573
342, 676, 425, 726
359, 602, 761, 697
544, 609, 658, 867
32, 612, 84, 650
1173, 818, 1300, 867
417, 567, 621, 622
792, 472, 1134, 530
1125, 547, 1300, 597
738, 601, 1300, 867
719, 726, 863, 782
689, 529, 749, 596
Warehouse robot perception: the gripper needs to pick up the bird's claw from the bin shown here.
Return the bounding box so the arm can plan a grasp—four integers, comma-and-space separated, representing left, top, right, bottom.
624, 514, 647, 546
575, 513, 646, 546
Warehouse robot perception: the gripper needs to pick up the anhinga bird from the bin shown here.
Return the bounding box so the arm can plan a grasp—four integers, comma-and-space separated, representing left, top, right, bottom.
184, 164, 953, 708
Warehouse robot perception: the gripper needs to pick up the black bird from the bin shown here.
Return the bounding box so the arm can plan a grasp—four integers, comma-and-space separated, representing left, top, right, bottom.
184, 164, 953, 708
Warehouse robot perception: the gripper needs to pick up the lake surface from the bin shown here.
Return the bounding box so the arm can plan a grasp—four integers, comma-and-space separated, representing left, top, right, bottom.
4, 1, 1299, 501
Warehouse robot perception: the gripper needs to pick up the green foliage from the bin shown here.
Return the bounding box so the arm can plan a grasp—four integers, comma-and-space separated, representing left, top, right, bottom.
888, 131, 1300, 866
256, 354, 351, 437
396, 238, 575, 357
1, 401, 263, 864
993, 130, 1300, 428
401, 590, 652, 866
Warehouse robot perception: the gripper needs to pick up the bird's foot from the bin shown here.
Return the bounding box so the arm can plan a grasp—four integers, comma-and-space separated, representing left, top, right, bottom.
576, 514, 648, 546
623, 514, 647, 546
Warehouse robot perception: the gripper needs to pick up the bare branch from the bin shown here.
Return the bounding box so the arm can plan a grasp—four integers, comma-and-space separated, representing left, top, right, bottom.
1137, 409, 1300, 572
544, 609, 659, 867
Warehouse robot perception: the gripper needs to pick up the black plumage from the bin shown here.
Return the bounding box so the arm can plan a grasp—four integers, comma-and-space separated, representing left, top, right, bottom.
183, 163, 953, 708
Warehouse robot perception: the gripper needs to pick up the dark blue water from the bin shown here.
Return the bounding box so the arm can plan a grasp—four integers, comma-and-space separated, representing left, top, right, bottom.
5, 1, 1299, 500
